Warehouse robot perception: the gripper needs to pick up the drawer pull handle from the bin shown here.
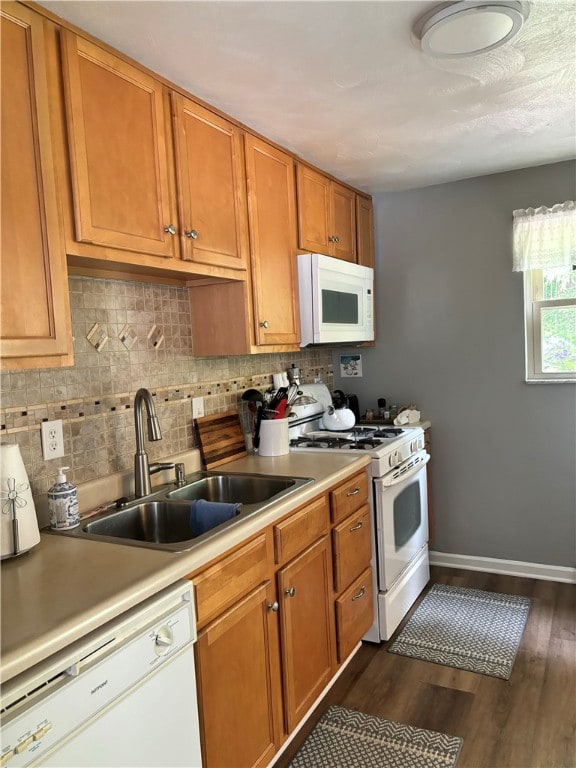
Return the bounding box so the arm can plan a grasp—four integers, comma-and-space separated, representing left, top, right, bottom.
352, 586, 366, 601
346, 487, 360, 497
267, 601, 279, 612
285, 586, 296, 598
349, 521, 363, 532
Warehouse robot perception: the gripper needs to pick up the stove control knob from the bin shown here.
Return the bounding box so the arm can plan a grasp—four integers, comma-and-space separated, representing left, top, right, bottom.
389, 451, 398, 467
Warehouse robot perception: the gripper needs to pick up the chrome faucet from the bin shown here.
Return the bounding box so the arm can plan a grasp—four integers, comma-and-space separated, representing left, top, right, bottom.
133, 388, 162, 498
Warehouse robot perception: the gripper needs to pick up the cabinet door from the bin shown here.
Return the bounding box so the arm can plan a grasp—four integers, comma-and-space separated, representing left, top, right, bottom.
172, 94, 248, 270
60, 32, 176, 258
296, 163, 331, 254
245, 135, 300, 345
278, 536, 335, 732
332, 182, 357, 262
356, 194, 375, 268
195, 582, 282, 768
0, 5, 72, 364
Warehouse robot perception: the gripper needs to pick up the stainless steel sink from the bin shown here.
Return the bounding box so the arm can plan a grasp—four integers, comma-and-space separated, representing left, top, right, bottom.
48, 472, 313, 552
83, 500, 207, 545
165, 474, 302, 505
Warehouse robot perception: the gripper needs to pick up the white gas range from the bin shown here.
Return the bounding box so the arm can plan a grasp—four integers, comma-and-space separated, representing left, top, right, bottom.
288, 383, 430, 642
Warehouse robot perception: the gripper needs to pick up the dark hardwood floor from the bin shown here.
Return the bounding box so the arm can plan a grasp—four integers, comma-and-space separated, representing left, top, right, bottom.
273, 566, 576, 768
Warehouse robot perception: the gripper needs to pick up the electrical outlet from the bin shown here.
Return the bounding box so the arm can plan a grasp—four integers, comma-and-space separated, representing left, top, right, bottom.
41, 419, 65, 460
192, 397, 205, 418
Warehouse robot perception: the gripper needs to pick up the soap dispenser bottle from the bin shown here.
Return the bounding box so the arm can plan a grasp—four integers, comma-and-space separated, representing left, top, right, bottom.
48, 467, 79, 529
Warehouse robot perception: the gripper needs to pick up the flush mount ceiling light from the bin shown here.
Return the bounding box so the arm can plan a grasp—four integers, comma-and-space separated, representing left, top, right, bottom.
412, 1, 530, 58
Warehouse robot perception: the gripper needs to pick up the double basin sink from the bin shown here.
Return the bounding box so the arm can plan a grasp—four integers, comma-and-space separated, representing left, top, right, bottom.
50, 472, 313, 553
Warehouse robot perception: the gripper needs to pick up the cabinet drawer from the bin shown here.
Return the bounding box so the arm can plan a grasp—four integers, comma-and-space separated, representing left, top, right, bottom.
274, 494, 329, 564
335, 566, 374, 663
332, 505, 372, 593
330, 471, 369, 524
192, 532, 272, 627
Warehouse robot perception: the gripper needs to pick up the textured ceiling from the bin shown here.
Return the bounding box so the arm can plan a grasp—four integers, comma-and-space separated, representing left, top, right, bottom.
37, 0, 576, 194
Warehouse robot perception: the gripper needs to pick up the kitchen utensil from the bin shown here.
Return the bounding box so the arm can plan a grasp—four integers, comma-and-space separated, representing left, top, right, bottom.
287, 364, 300, 386
269, 387, 288, 410
274, 396, 288, 419
253, 403, 264, 450
241, 388, 264, 405
322, 404, 356, 430
322, 390, 356, 430
194, 411, 248, 468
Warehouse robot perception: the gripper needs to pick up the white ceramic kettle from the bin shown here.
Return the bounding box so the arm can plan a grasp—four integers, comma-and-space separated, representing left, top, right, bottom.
322, 404, 356, 431
1, 444, 41, 559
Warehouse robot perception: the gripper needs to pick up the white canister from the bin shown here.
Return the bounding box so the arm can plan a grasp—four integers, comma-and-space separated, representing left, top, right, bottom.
0, 443, 41, 559
258, 419, 290, 456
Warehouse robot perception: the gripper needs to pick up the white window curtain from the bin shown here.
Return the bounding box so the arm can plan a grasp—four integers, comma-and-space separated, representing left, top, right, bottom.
512, 200, 576, 272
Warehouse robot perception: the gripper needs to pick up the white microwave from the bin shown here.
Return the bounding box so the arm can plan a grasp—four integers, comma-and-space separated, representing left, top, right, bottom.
298, 253, 374, 346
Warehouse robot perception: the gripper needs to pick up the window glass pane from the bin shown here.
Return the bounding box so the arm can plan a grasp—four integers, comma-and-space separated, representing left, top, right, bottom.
541, 306, 576, 372
542, 268, 576, 300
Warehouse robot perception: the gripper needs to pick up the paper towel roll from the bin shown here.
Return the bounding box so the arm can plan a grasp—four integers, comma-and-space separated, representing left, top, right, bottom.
1, 443, 40, 558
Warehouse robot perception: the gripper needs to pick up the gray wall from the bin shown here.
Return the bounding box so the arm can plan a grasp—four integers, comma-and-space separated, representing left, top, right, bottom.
333, 161, 576, 568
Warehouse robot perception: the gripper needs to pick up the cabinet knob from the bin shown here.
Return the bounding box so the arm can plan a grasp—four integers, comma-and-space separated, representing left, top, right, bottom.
164, 224, 176, 235
184, 229, 199, 239
328, 235, 335, 243
285, 586, 296, 598
267, 601, 279, 612
259, 320, 270, 329
349, 520, 363, 532
334, 236, 340, 243
351, 586, 366, 601
346, 487, 360, 497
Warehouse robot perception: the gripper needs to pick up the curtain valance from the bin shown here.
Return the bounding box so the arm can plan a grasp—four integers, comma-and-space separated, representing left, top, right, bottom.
512, 200, 576, 271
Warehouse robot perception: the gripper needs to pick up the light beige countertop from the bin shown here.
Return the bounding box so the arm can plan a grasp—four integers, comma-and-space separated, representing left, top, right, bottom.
1, 452, 370, 684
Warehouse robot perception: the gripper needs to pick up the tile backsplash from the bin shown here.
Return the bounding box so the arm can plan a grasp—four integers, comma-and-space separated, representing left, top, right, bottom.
0, 276, 333, 497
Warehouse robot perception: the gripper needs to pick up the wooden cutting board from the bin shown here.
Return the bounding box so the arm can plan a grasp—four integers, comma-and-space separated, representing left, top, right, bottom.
194, 411, 248, 469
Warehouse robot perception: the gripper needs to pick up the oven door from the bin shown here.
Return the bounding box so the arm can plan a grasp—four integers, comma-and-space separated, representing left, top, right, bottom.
374, 456, 429, 592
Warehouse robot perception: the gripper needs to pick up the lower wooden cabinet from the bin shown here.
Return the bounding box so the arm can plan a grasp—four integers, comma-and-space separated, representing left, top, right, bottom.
335, 567, 374, 662
278, 536, 335, 732
191, 470, 372, 768
195, 582, 282, 768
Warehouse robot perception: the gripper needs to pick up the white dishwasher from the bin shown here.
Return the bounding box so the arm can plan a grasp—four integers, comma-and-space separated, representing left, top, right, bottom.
0, 581, 203, 768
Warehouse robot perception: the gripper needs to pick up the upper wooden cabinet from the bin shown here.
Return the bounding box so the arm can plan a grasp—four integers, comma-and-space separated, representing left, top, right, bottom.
0, 4, 72, 368
356, 194, 375, 269
171, 94, 249, 270
296, 164, 357, 263
60, 31, 177, 258
244, 135, 300, 346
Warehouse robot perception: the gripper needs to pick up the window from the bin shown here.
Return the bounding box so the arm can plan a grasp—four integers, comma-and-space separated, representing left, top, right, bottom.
513, 201, 576, 383
524, 267, 576, 381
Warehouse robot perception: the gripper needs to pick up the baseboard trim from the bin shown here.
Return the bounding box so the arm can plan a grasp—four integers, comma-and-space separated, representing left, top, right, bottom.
429, 551, 576, 584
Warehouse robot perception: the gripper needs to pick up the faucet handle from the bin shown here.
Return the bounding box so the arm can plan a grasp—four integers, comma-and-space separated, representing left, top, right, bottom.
175, 463, 186, 486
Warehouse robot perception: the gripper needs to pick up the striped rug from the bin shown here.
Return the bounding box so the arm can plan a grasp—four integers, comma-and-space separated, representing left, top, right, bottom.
389, 583, 531, 679
289, 705, 463, 768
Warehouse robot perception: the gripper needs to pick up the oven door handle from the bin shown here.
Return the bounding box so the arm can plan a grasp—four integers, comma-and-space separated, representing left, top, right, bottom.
381, 452, 430, 487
